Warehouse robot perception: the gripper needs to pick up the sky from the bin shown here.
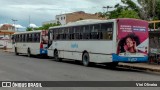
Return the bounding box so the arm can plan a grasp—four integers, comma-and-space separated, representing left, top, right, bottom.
0, 0, 121, 30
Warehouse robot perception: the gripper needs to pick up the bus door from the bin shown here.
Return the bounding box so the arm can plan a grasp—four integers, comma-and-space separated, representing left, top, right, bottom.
48, 30, 53, 48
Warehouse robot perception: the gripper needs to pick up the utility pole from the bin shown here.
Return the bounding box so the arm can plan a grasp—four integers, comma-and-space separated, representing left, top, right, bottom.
12, 19, 18, 31
103, 6, 113, 13
102, 6, 113, 19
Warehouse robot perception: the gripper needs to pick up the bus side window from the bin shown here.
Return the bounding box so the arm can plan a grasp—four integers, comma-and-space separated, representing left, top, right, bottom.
17, 35, 19, 42
29, 34, 32, 42
91, 24, 100, 39
16, 35, 18, 42
64, 28, 68, 40
26, 34, 28, 42
69, 27, 73, 40
37, 33, 40, 42
21, 34, 24, 42
19, 35, 22, 42
81, 25, 90, 39
34, 33, 37, 42
32, 33, 34, 42
100, 23, 113, 40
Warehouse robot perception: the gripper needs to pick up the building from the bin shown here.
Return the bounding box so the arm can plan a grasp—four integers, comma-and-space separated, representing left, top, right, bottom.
0, 24, 15, 31
0, 24, 15, 49
55, 11, 106, 25
42, 20, 57, 25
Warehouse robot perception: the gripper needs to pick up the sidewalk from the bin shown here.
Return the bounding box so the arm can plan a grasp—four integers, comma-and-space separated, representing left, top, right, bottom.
119, 63, 160, 72
1, 48, 14, 53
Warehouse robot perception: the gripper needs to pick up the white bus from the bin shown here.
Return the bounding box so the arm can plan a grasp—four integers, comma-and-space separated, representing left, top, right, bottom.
12, 30, 48, 56
47, 19, 149, 66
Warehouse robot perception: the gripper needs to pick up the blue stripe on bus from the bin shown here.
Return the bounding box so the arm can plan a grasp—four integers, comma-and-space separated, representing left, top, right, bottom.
112, 54, 148, 63
40, 49, 48, 55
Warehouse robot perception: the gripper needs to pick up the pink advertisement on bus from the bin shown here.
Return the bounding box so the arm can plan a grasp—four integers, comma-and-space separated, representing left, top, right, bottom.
117, 18, 149, 58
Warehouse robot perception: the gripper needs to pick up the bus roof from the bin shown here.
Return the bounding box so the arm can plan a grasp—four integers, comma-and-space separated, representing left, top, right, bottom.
13, 30, 42, 35
49, 19, 116, 29
49, 18, 147, 30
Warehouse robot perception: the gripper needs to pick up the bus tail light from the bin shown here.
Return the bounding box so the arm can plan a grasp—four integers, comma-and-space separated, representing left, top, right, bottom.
40, 43, 43, 49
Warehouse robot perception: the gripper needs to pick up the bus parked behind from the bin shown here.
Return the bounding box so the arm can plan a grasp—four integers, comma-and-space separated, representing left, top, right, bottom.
12, 30, 48, 56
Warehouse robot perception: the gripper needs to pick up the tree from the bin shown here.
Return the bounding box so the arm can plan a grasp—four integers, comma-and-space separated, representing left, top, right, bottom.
109, 4, 124, 19
122, 0, 159, 20
118, 10, 140, 19
34, 23, 61, 30
96, 12, 107, 18
26, 27, 32, 31
109, 2, 139, 19
121, 0, 140, 12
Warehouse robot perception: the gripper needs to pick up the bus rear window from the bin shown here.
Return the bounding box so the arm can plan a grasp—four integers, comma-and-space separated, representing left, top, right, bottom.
42, 35, 48, 44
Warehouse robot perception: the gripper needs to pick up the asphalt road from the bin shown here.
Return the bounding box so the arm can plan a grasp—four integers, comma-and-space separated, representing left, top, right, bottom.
0, 50, 160, 90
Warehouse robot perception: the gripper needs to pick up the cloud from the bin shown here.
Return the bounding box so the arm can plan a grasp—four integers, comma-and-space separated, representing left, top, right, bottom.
0, 24, 3, 27
0, 0, 121, 28
14, 24, 26, 28
29, 23, 38, 28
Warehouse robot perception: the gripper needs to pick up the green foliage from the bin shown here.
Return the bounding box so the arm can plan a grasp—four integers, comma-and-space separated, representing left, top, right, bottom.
109, 2, 140, 19
122, 0, 159, 20
97, 12, 107, 18
27, 23, 61, 31
26, 27, 32, 31
156, 0, 160, 20
118, 10, 140, 19
121, 0, 140, 12
98, 0, 160, 21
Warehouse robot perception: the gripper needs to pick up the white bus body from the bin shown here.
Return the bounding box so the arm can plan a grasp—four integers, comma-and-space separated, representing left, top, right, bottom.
12, 30, 48, 56
47, 19, 149, 65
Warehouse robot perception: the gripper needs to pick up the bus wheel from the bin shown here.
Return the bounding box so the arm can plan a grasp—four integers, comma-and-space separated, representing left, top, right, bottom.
54, 50, 62, 62
27, 48, 31, 57
82, 52, 90, 66
15, 47, 19, 55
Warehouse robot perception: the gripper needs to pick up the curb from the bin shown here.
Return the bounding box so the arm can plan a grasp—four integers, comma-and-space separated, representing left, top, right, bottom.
2, 49, 14, 53
118, 63, 160, 72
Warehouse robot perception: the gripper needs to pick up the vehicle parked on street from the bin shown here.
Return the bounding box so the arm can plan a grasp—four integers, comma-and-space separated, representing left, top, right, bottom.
12, 30, 48, 56
47, 18, 149, 66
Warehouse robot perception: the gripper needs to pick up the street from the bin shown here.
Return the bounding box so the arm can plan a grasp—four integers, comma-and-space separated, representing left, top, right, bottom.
0, 50, 160, 90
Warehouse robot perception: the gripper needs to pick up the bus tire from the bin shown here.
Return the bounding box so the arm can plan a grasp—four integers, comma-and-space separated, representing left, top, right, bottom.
54, 50, 62, 62
15, 47, 19, 55
82, 52, 90, 66
27, 48, 31, 57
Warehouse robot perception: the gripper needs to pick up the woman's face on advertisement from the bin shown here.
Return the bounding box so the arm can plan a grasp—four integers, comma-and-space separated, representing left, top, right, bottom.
126, 37, 133, 48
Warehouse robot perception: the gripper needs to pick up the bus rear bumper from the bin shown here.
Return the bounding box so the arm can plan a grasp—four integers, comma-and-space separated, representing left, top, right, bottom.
112, 54, 148, 63
40, 49, 48, 55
